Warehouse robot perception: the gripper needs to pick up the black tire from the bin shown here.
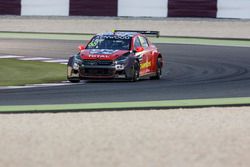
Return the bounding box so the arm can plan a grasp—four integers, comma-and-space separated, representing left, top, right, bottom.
150, 57, 162, 80
130, 61, 140, 82
68, 78, 80, 83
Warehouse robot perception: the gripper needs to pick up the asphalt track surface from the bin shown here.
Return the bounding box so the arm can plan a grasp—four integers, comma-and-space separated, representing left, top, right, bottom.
0, 39, 250, 105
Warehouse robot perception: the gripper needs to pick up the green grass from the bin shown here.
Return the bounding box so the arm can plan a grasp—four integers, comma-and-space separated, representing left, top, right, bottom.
0, 59, 66, 86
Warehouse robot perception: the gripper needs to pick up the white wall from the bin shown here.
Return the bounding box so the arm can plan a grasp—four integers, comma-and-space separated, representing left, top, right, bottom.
118, 0, 168, 17
21, 0, 69, 16
217, 0, 250, 19
19, 0, 250, 18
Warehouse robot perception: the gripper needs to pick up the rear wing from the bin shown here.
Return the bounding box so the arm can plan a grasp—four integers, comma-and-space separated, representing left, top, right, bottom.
114, 30, 160, 38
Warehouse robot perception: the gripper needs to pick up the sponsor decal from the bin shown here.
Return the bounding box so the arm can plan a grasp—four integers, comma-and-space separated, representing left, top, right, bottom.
140, 61, 151, 69
96, 35, 131, 40
88, 55, 110, 58
90, 49, 118, 55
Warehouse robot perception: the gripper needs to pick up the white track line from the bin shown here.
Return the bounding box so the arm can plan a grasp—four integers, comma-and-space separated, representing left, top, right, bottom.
0, 82, 82, 90
19, 57, 52, 61
43, 59, 68, 63
26, 83, 74, 87
0, 55, 24, 59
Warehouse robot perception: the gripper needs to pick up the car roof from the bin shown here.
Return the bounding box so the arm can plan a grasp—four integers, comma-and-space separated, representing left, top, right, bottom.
96, 32, 141, 38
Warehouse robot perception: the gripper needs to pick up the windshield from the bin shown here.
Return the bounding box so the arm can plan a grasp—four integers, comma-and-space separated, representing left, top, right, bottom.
86, 35, 131, 50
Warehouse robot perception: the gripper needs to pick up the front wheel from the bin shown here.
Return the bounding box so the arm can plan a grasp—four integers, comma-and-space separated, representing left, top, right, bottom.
129, 61, 140, 82
67, 66, 80, 83
150, 57, 162, 80
68, 78, 80, 83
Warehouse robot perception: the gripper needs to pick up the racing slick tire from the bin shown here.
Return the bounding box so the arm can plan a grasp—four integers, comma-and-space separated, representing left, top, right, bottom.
68, 78, 80, 83
130, 61, 140, 82
150, 57, 162, 80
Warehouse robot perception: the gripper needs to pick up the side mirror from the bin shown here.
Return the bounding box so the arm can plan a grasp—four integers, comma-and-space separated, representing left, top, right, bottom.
78, 45, 85, 51
135, 46, 144, 52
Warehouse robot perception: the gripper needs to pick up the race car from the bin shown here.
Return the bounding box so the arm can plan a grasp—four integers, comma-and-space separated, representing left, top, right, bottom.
67, 30, 163, 82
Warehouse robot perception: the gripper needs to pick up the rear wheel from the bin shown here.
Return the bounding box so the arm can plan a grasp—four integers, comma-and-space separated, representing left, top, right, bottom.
150, 57, 162, 80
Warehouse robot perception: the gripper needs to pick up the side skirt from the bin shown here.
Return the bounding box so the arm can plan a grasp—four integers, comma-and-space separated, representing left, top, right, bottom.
139, 72, 156, 79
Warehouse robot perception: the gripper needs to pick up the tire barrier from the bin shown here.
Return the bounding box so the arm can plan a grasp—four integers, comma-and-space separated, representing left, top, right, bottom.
0, 0, 249, 19
0, 0, 21, 15
70, 0, 117, 16
168, 0, 217, 18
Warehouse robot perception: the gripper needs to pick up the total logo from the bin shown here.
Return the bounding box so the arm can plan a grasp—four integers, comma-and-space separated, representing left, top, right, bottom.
88, 55, 110, 58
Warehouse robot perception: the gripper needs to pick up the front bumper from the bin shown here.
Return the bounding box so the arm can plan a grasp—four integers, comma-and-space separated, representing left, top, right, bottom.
80, 65, 116, 78
68, 65, 127, 80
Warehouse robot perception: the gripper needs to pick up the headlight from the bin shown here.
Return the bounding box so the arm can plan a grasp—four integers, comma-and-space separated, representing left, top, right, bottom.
115, 58, 126, 70
74, 58, 82, 65
72, 54, 83, 70
115, 60, 126, 65
73, 53, 82, 63
115, 55, 129, 70
115, 64, 125, 70
115, 59, 127, 71
115, 56, 129, 65
73, 62, 80, 70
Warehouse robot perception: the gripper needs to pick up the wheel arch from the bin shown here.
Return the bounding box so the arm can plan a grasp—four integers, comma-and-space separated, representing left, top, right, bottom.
157, 53, 163, 59
67, 56, 74, 67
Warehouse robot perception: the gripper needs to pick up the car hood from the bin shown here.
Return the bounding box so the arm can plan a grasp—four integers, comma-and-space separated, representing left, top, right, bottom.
80, 49, 129, 61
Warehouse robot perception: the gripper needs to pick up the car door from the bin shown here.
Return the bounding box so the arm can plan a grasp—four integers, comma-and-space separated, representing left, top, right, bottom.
133, 36, 147, 76
138, 36, 152, 74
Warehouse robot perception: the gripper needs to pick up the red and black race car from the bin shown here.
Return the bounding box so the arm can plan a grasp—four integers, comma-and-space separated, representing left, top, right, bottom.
67, 30, 163, 82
